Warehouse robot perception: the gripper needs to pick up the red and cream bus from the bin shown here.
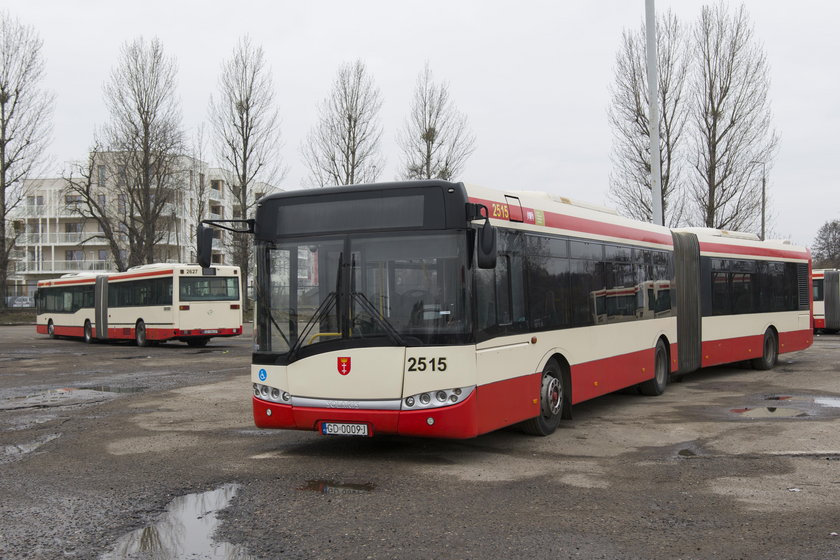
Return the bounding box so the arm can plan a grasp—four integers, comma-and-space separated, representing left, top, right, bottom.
35, 263, 244, 347
812, 268, 840, 333
201, 181, 812, 439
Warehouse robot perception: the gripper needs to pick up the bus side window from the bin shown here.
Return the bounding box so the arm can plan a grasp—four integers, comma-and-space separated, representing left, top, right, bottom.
475, 267, 497, 334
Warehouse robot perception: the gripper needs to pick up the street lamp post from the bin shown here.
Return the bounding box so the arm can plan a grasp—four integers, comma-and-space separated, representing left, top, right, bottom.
750, 161, 766, 240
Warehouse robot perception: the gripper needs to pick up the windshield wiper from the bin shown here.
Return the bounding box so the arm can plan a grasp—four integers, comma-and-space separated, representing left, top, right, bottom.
286, 291, 337, 362
352, 292, 405, 346
287, 252, 344, 362
267, 309, 291, 347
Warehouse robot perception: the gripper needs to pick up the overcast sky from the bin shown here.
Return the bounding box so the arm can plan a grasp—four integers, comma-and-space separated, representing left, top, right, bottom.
5, 0, 838, 247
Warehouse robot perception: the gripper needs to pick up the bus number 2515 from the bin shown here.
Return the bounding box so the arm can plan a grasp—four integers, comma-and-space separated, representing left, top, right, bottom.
407, 357, 447, 372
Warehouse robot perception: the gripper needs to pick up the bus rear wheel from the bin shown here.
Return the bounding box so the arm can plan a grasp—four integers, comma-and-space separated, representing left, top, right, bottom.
186, 337, 210, 348
752, 328, 778, 370
135, 320, 149, 347
83, 320, 93, 344
47, 320, 56, 339
522, 359, 568, 436
640, 339, 669, 396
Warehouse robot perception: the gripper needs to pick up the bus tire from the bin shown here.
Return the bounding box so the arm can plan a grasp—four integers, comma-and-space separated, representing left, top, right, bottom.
640, 339, 669, 396
752, 328, 778, 370
48, 320, 56, 339
135, 320, 149, 347
187, 337, 209, 348
83, 320, 93, 344
522, 359, 568, 436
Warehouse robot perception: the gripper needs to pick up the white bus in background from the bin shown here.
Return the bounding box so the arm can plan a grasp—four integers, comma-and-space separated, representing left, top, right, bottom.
812, 269, 840, 333
35, 263, 243, 347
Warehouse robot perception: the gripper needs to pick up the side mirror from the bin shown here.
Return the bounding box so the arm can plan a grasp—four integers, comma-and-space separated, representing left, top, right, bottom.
476, 207, 497, 269
196, 223, 213, 268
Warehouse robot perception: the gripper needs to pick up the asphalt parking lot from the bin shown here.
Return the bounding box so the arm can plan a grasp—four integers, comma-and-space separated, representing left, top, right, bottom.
1, 324, 839, 559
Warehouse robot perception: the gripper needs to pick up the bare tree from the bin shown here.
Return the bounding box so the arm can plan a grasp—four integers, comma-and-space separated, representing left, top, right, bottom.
398, 63, 475, 181
209, 36, 282, 301
813, 220, 840, 269
102, 36, 184, 267
689, 3, 778, 232
0, 11, 53, 306
188, 123, 209, 231
63, 143, 129, 271
302, 60, 383, 186
608, 10, 689, 227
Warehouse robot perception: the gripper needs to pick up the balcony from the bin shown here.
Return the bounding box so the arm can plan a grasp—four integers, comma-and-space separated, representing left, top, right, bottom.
16, 233, 110, 246
15, 259, 114, 274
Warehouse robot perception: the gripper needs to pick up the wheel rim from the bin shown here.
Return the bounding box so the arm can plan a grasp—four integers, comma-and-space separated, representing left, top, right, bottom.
541, 374, 562, 418
137, 323, 145, 344
656, 346, 668, 385
765, 334, 776, 364
84, 323, 91, 341
48, 322, 54, 335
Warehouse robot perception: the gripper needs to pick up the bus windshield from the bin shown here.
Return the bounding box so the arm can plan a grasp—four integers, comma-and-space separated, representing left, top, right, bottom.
179, 277, 240, 301
256, 232, 472, 358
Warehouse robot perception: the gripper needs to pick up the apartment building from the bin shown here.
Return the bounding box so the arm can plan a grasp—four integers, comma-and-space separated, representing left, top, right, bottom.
7, 153, 277, 299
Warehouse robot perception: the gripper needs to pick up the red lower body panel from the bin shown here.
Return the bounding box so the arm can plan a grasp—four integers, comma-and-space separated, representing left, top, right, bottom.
37, 323, 241, 342
814, 318, 825, 330
571, 347, 657, 403
701, 329, 812, 368
253, 393, 480, 438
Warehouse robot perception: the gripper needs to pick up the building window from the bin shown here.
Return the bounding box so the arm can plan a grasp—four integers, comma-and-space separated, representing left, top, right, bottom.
65, 222, 83, 233
97, 194, 106, 207
98, 165, 107, 186
65, 250, 84, 261
210, 179, 221, 192
97, 250, 108, 261
27, 195, 44, 206
65, 194, 82, 205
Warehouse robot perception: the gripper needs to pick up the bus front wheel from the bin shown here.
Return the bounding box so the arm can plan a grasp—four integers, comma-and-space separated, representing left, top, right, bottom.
48, 320, 56, 339
752, 329, 778, 370
135, 320, 149, 347
522, 359, 569, 436
83, 320, 93, 344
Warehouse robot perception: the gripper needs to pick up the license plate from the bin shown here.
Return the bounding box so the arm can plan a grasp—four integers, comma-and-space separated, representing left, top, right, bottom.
321, 422, 370, 436
203, 329, 219, 334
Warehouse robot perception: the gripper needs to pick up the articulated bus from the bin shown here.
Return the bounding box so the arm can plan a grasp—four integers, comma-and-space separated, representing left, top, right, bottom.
35, 264, 244, 347
812, 269, 840, 332
201, 181, 812, 439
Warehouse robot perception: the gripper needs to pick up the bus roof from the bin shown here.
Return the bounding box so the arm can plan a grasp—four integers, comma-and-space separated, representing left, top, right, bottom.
37, 263, 241, 287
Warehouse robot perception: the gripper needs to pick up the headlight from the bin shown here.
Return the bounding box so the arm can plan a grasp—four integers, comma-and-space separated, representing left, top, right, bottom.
254, 383, 291, 404
401, 386, 475, 410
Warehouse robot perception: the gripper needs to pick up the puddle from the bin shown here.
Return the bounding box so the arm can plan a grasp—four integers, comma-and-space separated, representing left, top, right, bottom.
115, 355, 152, 360
765, 395, 793, 401
79, 385, 147, 394
678, 449, 697, 457
100, 483, 253, 560
1, 433, 61, 464
301, 479, 375, 495
730, 407, 807, 418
